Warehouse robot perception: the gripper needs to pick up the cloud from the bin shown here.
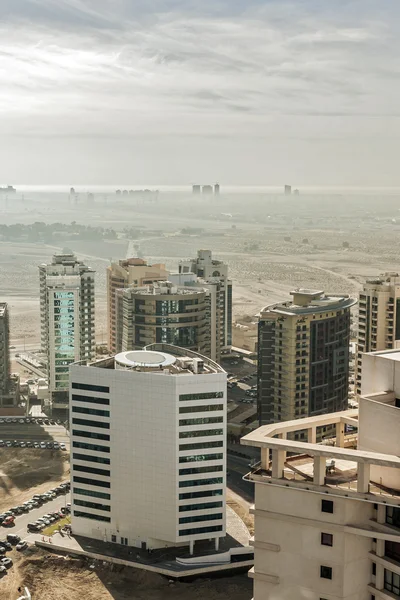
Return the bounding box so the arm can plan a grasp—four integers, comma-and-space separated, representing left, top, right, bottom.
0, 0, 399, 184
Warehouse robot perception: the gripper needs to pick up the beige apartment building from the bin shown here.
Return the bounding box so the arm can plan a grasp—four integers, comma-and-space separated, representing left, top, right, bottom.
115, 281, 212, 357
241, 347, 400, 600
258, 289, 357, 432
356, 272, 400, 395
0, 303, 10, 396
107, 258, 168, 353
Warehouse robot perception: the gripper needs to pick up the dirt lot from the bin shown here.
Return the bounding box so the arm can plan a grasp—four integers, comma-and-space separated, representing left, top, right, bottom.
0, 547, 253, 600
0, 449, 69, 513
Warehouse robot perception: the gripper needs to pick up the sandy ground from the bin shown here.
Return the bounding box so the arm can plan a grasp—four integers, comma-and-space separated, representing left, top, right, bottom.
0, 449, 69, 513
0, 546, 253, 600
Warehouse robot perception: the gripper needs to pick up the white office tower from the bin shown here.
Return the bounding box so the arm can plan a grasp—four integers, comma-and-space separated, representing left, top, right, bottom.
69, 344, 227, 552
241, 347, 400, 600
39, 253, 95, 411
179, 250, 232, 354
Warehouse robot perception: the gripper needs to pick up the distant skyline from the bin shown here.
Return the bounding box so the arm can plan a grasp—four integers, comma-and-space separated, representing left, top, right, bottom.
1, 0, 400, 186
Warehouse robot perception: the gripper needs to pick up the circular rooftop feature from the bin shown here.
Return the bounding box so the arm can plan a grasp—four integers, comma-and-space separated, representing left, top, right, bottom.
115, 350, 176, 369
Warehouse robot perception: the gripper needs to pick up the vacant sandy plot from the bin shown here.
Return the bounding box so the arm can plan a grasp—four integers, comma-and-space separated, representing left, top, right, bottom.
0, 547, 253, 600
0, 449, 69, 513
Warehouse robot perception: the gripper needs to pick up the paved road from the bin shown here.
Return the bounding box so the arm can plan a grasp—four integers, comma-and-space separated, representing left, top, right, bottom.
0, 493, 71, 543
227, 454, 254, 502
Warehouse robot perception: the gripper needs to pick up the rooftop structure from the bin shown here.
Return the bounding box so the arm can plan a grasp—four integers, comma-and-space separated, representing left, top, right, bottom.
242, 348, 400, 600
70, 344, 227, 554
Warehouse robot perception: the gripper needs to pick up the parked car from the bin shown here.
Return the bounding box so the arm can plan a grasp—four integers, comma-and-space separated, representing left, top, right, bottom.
1, 557, 13, 568
2, 517, 15, 527
6, 534, 20, 544
5, 442, 11, 448
0, 565, 6, 575
16, 541, 27, 551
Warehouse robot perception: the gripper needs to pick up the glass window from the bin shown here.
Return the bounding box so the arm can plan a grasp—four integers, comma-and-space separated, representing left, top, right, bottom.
73, 476, 110, 489
179, 417, 223, 427
179, 465, 223, 476
385, 570, 400, 596
179, 477, 223, 488
72, 406, 110, 418
179, 392, 223, 401
73, 465, 110, 477
73, 441, 110, 453
321, 533, 333, 547
179, 430, 223, 440
73, 487, 110, 500
72, 394, 110, 406
74, 499, 111, 512
179, 513, 223, 525
179, 525, 223, 536
72, 418, 110, 429
179, 404, 223, 414
179, 489, 223, 500
179, 501, 223, 512
179, 453, 223, 463
321, 500, 333, 514
179, 441, 223, 451
72, 430, 110, 441
386, 506, 400, 529
72, 382, 109, 394
73, 453, 110, 465
320, 566, 332, 580
73, 510, 110, 523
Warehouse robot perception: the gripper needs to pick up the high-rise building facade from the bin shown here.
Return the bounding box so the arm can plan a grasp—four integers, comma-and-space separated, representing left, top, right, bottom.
258, 289, 356, 432
115, 282, 211, 357
356, 272, 400, 395
69, 344, 227, 552
241, 348, 400, 600
39, 253, 95, 410
107, 258, 168, 353
0, 303, 10, 395
179, 250, 232, 353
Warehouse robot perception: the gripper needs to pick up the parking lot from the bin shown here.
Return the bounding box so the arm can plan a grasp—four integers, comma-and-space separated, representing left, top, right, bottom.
0, 419, 70, 451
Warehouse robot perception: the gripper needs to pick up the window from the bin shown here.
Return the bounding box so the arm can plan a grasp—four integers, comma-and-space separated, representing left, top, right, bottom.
386, 506, 400, 529
385, 570, 400, 596
179, 404, 223, 414
73, 465, 110, 477
72, 418, 110, 429
72, 406, 110, 418
179, 513, 223, 525
111, 535, 116, 543
179, 477, 223, 488
321, 533, 333, 547
320, 566, 332, 580
73, 487, 110, 500
73, 476, 110, 488
72, 430, 110, 441
372, 562, 376, 576
179, 501, 223, 512
73, 510, 110, 523
74, 499, 111, 512
179, 453, 223, 463
321, 500, 333, 514
179, 465, 223, 476
72, 394, 110, 406
179, 417, 223, 427
179, 525, 223, 536
179, 441, 223, 451
72, 382, 109, 393
179, 392, 223, 401
179, 489, 223, 500
73, 453, 110, 465
73, 441, 110, 453
179, 429, 223, 440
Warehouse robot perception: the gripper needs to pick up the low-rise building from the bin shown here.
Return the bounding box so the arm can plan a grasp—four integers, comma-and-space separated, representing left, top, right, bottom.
241, 347, 400, 600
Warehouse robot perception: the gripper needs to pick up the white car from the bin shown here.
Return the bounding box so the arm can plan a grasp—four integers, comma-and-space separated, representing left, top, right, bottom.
40, 442, 46, 449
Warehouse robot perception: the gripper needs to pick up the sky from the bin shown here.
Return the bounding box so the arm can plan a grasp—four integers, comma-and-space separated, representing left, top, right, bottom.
1, 0, 400, 186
